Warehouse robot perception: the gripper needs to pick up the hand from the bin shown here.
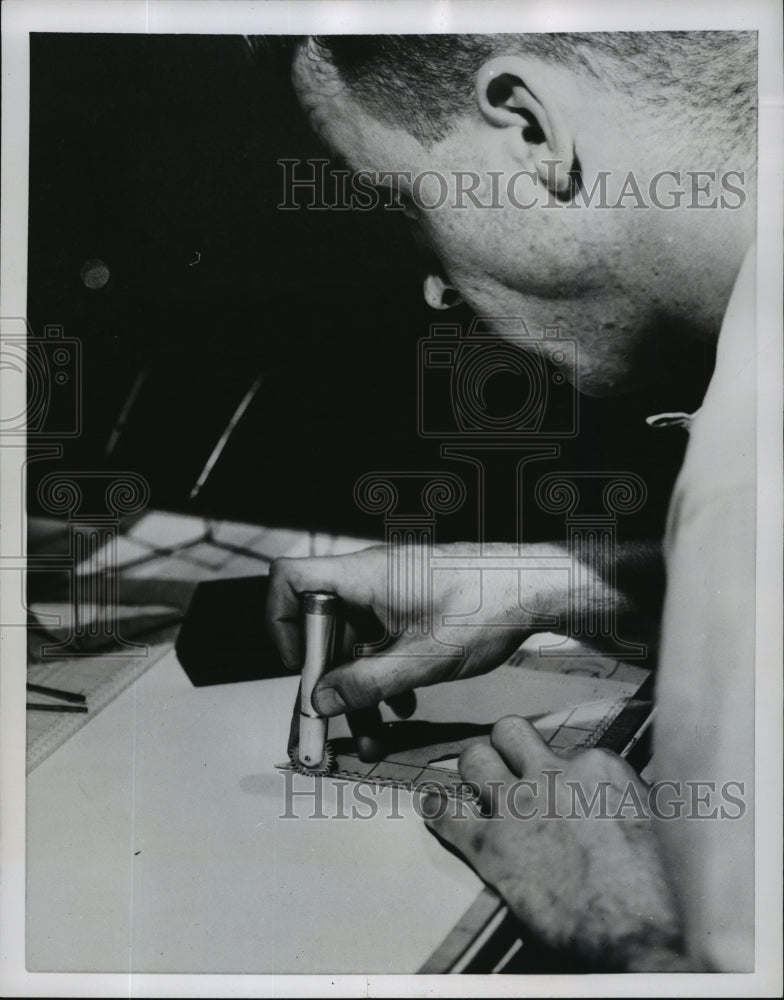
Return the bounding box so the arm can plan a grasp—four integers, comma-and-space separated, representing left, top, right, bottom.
424, 716, 687, 972
267, 543, 553, 759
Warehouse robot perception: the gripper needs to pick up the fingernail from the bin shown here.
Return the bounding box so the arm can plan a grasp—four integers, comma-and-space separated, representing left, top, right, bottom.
312, 686, 346, 717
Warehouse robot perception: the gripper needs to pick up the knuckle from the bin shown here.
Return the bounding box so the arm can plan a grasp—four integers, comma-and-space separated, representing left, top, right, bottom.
459, 742, 489, 772
337, 670, 383, 710
460, 779, 483, 803
268, 556, 290, 581
492, 714, 526, 744
578, 746, 624, 776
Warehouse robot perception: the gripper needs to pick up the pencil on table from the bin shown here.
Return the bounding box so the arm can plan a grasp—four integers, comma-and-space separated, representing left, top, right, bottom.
26, 682, 87, 704
27, 703, 89, 714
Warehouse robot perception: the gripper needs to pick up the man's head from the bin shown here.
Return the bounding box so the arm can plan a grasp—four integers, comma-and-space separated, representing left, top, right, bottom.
291, 32, 757, 395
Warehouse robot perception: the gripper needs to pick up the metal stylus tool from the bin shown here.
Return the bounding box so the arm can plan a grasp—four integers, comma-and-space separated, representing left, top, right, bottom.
289, 591, 338, 775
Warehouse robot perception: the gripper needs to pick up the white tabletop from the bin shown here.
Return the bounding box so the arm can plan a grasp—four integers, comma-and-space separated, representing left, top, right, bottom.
26, 648, 482, 975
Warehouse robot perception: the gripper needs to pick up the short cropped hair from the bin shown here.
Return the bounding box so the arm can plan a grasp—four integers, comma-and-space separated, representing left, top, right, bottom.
309, 32, 757, 159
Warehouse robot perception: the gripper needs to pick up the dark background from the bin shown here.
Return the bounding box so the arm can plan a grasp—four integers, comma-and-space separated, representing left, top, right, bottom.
27, 34, 713, 544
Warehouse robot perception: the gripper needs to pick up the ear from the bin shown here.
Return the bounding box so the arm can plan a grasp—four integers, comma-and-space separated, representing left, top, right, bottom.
475, 55, 575, 198
423, 274, 463, 310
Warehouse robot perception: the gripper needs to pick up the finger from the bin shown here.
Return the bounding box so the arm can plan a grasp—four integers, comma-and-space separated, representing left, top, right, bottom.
458, 740, 514, 811
491, 715, 561, 777
386, 690, 417, 719
312, 641, 459, 717
287, 682, 301, 754
422, 794, 486, 867
265, 560, 306, 670
265, 556, 349, 670
339, 608, 385, 664
265, 554, 378, 671
346, 705, 386, 762
289, 684, 386, 763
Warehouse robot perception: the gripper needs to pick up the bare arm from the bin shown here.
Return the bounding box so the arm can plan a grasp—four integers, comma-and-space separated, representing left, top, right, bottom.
267, 536, 664, 725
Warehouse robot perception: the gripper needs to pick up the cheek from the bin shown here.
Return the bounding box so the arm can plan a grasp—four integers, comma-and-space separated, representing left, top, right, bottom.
423, 205, 603, 305
417, 210, 479, 270
418, 211, 506, 302
410, 209, 502, 317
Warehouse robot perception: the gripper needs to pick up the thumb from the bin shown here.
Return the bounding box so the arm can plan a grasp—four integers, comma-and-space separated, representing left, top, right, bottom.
312, 639, 462, 717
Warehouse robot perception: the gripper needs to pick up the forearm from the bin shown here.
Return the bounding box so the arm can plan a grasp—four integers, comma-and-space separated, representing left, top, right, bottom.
451, 536, 665, 655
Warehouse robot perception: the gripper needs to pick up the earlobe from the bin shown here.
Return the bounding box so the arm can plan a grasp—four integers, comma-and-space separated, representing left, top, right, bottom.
475, 55, 575, 197
423, 274, 463, 310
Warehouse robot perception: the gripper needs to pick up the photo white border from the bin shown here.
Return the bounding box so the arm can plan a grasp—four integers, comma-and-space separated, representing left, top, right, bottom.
1, 1, 781, 996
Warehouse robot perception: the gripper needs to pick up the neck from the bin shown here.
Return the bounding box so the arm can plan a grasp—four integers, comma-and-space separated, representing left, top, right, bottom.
653, 195, 756, 343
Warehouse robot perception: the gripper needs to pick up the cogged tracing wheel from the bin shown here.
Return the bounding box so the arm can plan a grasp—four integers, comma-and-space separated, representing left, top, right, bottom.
288, 740, 336, 777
